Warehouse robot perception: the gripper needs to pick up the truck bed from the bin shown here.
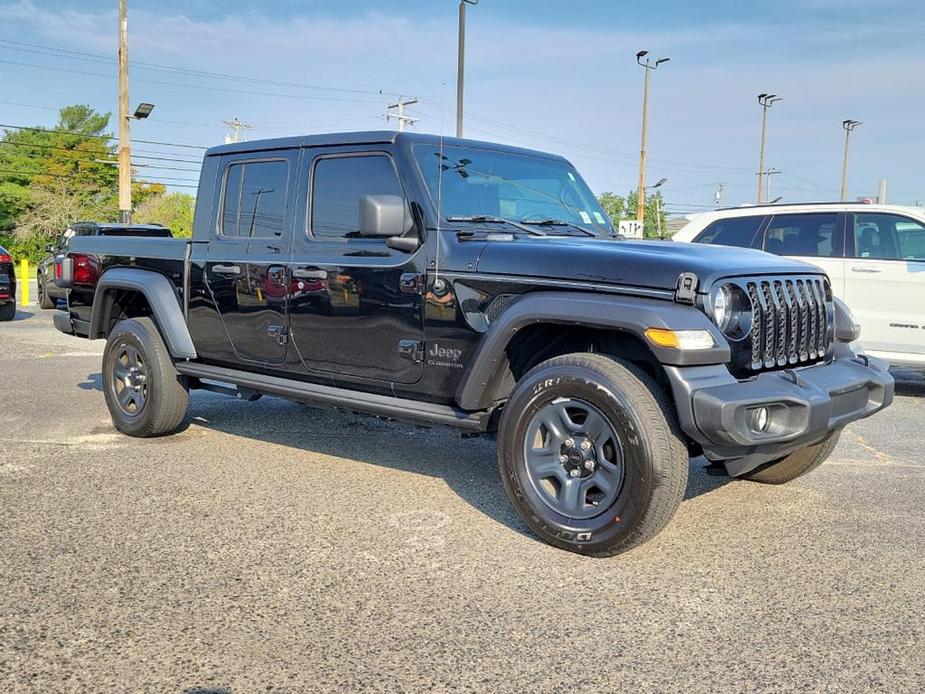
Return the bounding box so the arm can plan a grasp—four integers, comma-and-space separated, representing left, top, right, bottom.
64, 235, 191, 333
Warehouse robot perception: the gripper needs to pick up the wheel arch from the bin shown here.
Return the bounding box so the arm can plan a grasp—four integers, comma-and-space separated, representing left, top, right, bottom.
90, 268, 196, 359
455, 291, 728, 411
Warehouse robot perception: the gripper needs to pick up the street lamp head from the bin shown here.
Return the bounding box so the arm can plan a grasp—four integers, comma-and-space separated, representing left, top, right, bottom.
758, 93, 768, 99
462, 0, 478, 4
132, 102, 155, 119
656, 57, 670, 66
654, 177, 667, 188
636, 50, 649, 59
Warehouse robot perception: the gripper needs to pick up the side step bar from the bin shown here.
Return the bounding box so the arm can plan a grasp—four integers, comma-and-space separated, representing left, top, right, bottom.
174, 362, 491, 432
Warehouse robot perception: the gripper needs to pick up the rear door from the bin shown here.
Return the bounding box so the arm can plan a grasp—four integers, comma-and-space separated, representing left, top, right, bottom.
844, 211, 925, 356
761, 211, 846, 297
205, 151, 298, 365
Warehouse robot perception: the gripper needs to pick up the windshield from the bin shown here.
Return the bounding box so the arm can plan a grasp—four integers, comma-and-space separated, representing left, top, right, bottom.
413, 144, 614, 236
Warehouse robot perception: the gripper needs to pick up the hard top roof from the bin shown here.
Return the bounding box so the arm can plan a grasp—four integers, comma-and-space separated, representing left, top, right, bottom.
205, 130, 568, 162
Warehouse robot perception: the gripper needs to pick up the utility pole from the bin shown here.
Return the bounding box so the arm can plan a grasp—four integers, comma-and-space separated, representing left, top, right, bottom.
117, 0, 131, 223
840, 120, 861, 202
456, 0, 478, 138
222, 118, 253, 144
635, 50, 670, 223
766, 168, 781, 202
756, 93, 782, 204
714, 183, 726, 208
386, 97, 419, 132
878, 178, 888, 204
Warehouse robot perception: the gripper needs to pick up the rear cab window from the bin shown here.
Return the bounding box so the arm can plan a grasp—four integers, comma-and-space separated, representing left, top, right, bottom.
693, 216, 765, 248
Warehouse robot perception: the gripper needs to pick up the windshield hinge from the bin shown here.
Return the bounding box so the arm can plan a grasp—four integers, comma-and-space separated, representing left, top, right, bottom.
675, 272, 699, 305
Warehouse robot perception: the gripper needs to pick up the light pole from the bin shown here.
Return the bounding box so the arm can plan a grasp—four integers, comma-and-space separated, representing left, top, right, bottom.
756, 93, 782, 204
456, 0, 478, 138
840, 119, 861, 202
765, 168, 781, 202
635, 51, 669, 224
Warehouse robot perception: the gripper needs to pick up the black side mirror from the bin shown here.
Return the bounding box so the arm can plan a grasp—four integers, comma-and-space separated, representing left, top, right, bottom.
358, 194, 412, 238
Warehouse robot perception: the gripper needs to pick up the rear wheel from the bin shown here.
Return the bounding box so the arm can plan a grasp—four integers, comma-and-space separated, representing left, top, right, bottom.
497, 353, 688, 557
0, 302, 14, 321
102, 317, 188, 437
740, 431, 841, 484
37, 275, 56, 309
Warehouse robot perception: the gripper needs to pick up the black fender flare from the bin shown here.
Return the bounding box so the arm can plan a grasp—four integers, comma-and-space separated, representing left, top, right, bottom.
90, 267, 197, 359
454, 291, 729, 411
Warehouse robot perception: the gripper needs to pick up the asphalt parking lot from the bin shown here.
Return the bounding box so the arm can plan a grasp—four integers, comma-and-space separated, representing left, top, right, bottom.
1, 307, 923, 693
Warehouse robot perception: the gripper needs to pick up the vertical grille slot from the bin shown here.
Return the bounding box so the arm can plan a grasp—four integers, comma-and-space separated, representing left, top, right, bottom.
734, 275, 832, 374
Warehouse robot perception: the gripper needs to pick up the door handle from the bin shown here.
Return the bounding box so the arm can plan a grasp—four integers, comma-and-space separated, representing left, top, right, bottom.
851, 266, 882, 273
212, 264, 241, 275
292, 267, 328, 280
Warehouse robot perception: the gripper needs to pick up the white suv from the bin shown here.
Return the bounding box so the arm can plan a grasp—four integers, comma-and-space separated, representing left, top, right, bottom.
673, 203, 925, 367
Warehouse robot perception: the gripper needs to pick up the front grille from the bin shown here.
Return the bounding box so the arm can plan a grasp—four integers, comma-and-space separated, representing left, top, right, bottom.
732, 275, 833, 373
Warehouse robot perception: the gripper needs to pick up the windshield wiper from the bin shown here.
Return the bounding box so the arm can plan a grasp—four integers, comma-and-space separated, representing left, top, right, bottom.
446, 215, 546, 236
519, 218, 597, 237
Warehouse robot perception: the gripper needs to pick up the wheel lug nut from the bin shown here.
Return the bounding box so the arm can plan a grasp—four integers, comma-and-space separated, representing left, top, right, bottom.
584, 460, 594, 470
564, 438, 574, 447
559, 455, 567, 463
569, 468, 580, 477
580, 440, 591, 451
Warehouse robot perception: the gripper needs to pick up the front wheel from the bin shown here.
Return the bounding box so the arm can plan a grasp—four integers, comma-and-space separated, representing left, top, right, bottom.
740, 431, 841, 484
102, 317, 189, 437
497, 353, 689, 557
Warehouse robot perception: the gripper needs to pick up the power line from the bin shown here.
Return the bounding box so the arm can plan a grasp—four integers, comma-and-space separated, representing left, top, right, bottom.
0, 139, 201, 167
0, 38, 400, 98
0, 123, 207, 150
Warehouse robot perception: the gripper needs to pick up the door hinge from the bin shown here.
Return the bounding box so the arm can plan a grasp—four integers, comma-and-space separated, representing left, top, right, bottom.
267, 325, 289, 345
398, 339, 424, 363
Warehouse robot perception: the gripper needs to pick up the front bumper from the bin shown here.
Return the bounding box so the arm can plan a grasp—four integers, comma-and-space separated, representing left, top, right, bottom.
665, 342, 894, 476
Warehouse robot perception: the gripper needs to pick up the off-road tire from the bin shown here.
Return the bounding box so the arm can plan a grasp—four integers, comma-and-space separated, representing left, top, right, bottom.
37, 275, 56, 309
497, 353, 688, 557
0, 302, 14, 321
741, 430, 841, 484
102, 317, 188, 437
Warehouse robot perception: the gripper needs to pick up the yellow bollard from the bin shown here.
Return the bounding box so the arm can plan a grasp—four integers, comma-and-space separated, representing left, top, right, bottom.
19, 259, 29, 306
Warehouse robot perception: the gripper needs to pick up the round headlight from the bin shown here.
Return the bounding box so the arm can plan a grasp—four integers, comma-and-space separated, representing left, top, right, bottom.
712, 283, 752, 340
713, 285, 729, 329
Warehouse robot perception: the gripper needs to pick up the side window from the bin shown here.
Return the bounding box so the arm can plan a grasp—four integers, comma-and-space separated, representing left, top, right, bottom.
764, 213, 838, 257
693, 216, 764, 248
853, 213, 925, 261
220, 160, 289, 238
310, 155, 403, 239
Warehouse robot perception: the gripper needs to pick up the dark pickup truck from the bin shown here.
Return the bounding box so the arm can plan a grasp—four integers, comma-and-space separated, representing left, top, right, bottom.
53, 131, 893, 556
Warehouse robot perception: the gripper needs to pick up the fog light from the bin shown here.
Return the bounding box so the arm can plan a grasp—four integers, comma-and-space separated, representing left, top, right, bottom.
750, 406, 770, 433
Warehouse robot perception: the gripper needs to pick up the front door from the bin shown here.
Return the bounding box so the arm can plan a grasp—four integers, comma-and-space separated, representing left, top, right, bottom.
843, 211, 925, 356
287, 148, 425, 384
205, 152, 298, 364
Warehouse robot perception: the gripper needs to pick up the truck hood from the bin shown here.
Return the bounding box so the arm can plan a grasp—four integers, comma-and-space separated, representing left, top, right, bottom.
474, 237, 824, 292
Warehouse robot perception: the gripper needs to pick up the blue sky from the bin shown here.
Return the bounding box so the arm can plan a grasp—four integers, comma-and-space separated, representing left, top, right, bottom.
2, 0, 924, 213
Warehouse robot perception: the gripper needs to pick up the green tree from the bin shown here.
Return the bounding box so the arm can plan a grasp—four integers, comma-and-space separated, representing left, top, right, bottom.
134, 192, 195, 238
0, 105, 159, 260
597, 192, 626, 226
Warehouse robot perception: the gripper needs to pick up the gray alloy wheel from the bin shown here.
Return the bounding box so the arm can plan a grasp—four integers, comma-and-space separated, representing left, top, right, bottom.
523, 397, 624, 520
109, 342, 149, 417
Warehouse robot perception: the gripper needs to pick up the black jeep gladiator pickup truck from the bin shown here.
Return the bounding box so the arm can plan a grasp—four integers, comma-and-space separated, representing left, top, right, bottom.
53, 131, 893, 556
